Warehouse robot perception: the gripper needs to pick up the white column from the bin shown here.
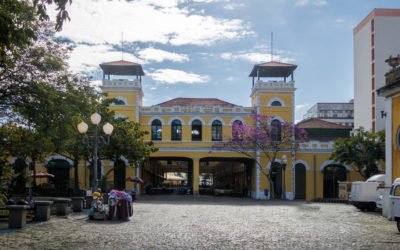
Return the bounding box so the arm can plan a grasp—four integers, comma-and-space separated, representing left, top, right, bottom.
383, 97, 392, 219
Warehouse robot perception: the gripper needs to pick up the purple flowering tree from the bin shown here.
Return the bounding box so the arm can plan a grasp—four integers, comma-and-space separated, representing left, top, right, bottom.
214, 114, 307, 199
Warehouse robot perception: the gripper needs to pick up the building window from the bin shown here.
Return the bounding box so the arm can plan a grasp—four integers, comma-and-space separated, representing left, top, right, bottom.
212, 120, 222, 141
372, 77, 375, 90
271, 100, 282, 107
171, 120, 182, 141
371, 33, 374, 46
371, 19, 374, 32
191, 119, 202, 141
151, 119, 162, 141
271, 119, 281, 142
232, 120, 243, 139
372, 63, 375, 75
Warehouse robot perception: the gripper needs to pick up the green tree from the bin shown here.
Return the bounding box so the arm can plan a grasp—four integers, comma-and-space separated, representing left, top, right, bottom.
330, 127, 385, 180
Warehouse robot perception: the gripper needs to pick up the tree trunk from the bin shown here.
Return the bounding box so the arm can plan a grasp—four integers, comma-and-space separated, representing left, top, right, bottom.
32, 158, 37, 192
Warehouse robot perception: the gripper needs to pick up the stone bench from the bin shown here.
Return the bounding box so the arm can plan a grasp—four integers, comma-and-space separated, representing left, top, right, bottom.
71, 197, 85, 212
34, 201, 53, 221
54, 198, 71, 216
7, 205, 30, 228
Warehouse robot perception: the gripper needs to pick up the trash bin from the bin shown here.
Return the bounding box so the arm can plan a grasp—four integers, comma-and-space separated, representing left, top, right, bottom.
264, 188, 269, 197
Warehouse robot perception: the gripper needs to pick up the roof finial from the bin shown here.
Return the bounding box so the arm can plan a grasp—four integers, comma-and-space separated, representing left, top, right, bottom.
121, 32, 124, 61
271, 32, 274, 62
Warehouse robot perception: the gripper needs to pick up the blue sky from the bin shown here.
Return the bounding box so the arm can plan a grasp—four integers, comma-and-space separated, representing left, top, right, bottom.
53, 0, 400, 122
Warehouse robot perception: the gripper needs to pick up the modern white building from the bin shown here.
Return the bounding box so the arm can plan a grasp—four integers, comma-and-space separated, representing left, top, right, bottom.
354, 8, 400, 132
303, 101, 354, 127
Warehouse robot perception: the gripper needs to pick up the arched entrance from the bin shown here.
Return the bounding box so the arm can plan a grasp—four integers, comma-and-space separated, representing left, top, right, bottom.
47, 159, 71, 195
295, 163, 306, 200
142, 157, 192, 194
114, 159, 126, 190
270, 162, 282, 199
323, 164, 347, 198
200, 157, 253, 197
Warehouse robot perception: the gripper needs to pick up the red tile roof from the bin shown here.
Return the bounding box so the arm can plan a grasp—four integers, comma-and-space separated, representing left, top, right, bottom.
156, 98, 237, 107
297, 118, 352, 129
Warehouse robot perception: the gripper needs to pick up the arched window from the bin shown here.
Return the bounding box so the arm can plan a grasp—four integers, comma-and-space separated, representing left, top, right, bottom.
191, 119, 202, 141
271, 100, 282, 107
171, 120, 182, 141
151, 119, 162, 140
232, 120, 243, 140
212, 120, 222, 141
271, 119, 281, 141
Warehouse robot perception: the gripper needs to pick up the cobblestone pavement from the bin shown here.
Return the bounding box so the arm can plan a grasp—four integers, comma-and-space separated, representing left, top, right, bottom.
0, 195, 399, 250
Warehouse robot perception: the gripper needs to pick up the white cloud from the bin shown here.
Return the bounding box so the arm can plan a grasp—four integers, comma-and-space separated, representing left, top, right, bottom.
138, 47, 189, 63
335, 18, 344, 23
295, 0, 327, 6
295, 103, 310, 111
223, 3, 245, 10
55, 0, 251, 47
68, 44, 143, 73
221, 52, 293, 64
148, 69, 209, 84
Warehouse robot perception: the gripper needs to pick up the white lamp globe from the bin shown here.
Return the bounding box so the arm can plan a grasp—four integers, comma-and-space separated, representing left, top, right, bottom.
77, 121, 88, 134
103, 122, 114, 135
90, 112, 101, 125
281, 154, 288, 165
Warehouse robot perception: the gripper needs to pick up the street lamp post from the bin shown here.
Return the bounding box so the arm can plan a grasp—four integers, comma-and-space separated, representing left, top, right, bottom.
77, 113, 113, 192
281, 154, 288, 200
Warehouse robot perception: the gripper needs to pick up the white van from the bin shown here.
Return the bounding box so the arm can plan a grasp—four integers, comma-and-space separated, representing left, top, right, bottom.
389, 178, 400, 232
350, 174, 385, 211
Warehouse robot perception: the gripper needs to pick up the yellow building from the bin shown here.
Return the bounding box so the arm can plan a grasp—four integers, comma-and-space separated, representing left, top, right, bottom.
92, 59, 362, 201
377, 55, 400, 216
19, 59, 365, 200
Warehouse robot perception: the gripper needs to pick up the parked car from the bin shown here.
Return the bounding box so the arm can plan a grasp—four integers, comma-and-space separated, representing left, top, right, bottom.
389, 178, 400, 232
350, 174, 385, 211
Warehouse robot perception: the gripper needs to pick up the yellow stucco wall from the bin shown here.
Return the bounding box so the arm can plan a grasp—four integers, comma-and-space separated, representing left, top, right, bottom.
392, 96, 400, 180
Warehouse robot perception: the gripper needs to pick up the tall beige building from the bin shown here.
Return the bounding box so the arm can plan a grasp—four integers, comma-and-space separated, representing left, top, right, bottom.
354, 8, 400, 132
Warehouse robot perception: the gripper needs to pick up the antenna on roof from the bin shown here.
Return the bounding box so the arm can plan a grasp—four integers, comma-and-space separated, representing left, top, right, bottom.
271, 32, 274, 62
121, 32, 124, 61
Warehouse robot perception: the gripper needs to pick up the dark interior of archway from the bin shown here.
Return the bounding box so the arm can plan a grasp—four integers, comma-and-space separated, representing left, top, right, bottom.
142, 158, 191, 195
323, 164, 347, 198
199, 158, 252, 197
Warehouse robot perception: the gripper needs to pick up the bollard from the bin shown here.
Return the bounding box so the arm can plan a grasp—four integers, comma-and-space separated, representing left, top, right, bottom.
34, 201, 53, 221
7, 205, 30, 228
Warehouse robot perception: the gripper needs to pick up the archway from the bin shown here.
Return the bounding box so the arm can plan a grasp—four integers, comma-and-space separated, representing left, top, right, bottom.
114, 159, 126, 190
295, 163, 306, 200
323, 164, 347, 198
270, 162, 282, 199
47, 159, 71, 195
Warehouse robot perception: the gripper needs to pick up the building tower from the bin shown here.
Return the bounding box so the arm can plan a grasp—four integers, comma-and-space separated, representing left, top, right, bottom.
354, 8, 400, 132
249, 61, 297, 123
100, 60, 145, 122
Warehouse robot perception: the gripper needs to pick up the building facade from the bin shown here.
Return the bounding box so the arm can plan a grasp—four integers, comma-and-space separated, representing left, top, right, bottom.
354, 8, 400, 132
303, 101, 354, 128
17, 59, 365, 201
377, 55, 400, 217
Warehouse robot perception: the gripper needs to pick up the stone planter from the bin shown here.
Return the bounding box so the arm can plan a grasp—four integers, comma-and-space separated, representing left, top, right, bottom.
34, 201, 53, 221
7, 205, 30, 229
71, 197, 85, 212
54, 198, 71, 216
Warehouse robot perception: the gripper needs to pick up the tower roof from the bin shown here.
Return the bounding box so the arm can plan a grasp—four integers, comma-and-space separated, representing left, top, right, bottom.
249, 61, 297, 78
156, 98, 237, 107
100, 60, 145, 76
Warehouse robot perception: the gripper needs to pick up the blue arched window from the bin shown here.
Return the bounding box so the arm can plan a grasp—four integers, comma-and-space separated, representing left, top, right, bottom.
212, 120, 222, 141
191, 120, 202, 141
171, 120, 182, 141
151, 119, 162, 141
